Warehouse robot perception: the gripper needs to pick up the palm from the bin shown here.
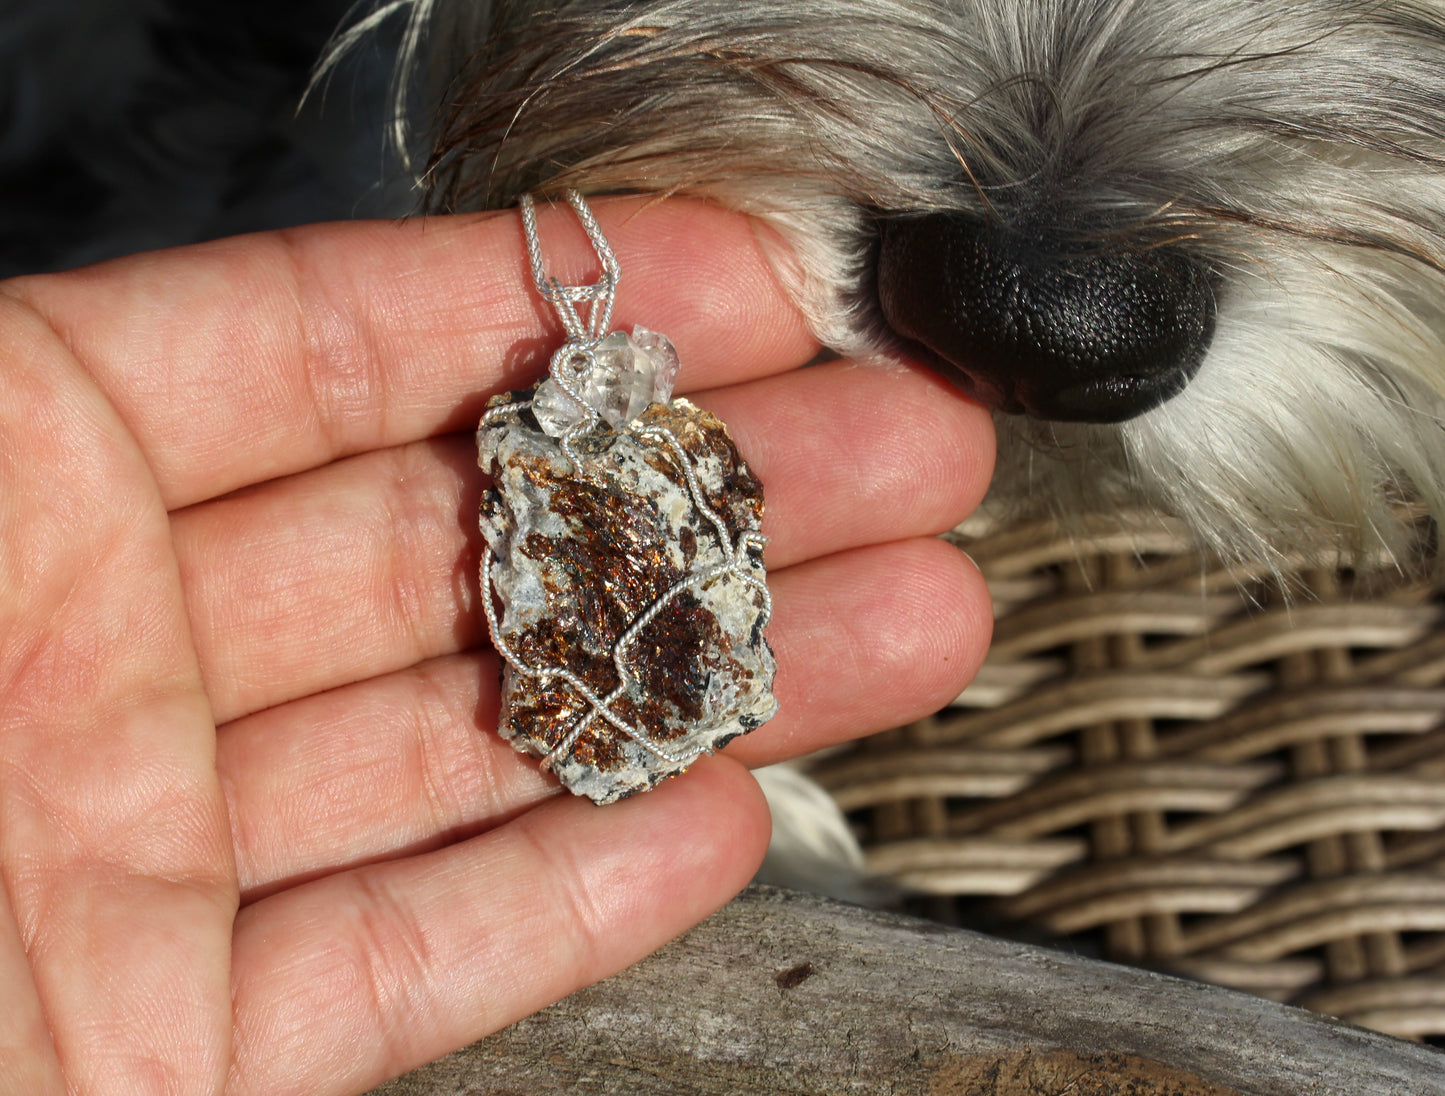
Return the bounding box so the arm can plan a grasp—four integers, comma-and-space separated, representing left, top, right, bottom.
0, 199, 993, 1095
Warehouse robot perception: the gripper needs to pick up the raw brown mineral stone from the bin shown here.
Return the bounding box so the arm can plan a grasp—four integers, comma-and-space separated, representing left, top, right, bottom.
478, 386, 777, 804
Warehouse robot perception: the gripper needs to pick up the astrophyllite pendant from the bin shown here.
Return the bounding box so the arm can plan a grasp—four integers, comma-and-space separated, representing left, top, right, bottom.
477, 191, 778, 804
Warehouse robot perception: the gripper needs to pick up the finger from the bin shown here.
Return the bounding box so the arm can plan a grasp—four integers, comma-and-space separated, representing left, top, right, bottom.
220, 652, 534, 902
0, 891, 65, 1094
222, 537, 989, 898
227, 757, 769, 1096
179, 360, 992, 723
698, 359, 994, 565
0, 298, 235, 1092
173, 435, 486, 727
733, 536, 992, 767
4, 200, 819, 511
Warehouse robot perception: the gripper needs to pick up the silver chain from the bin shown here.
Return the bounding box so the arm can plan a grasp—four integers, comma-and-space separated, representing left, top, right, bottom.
519, 190, 620, 346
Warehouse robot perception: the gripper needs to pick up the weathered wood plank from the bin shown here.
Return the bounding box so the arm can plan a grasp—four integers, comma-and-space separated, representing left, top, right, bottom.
371, 885, 1445, 1096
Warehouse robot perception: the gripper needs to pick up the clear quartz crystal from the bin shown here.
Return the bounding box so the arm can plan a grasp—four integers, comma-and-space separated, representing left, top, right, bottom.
533, 326, 681, 437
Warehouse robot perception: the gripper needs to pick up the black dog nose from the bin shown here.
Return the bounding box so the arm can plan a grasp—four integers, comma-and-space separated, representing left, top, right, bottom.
877, 211, 1218, 422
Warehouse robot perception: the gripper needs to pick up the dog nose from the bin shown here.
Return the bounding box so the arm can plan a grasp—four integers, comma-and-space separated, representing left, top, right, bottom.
876, 211, 1218, 422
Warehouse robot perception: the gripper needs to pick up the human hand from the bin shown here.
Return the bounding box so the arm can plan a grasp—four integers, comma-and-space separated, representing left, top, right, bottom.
0, 198, 993, 1095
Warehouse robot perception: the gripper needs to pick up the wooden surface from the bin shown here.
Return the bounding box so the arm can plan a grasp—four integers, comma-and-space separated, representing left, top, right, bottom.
371, 885, 1445, 1095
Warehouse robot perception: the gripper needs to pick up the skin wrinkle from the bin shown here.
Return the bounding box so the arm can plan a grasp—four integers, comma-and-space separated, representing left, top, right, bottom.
221, 651, 551, 902
227, 905, 361, 1095
0, 863, 64, 1094
345, 869, 444, 1069
1, 699, 226, 908
216, 749, 260, 909
0, 306, 219, 785
407, 659, 497, 844
125, 248, 299, 505
374, 446, 460, 674
175, 442, 470, 724
277, 226, 397, 462
271, 227, 338, 456
181, 256, 302, 484
380, 668, 477, 860
0, 318, 126, 630
506, 820, 611, 976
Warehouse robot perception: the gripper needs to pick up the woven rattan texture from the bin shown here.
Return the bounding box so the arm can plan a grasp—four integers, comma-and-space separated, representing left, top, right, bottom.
808, 519, 1445, 1043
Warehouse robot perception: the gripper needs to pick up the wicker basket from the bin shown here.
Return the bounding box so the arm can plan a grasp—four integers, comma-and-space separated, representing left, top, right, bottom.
806, 516, 1445, 1043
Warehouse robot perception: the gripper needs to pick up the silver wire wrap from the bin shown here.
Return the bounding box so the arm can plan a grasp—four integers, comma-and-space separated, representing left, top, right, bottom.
519, 190, 619, 346
517, 190, 626, 471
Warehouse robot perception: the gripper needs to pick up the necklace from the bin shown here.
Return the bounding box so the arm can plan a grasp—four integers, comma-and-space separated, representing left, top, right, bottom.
477, 191, 777, 804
